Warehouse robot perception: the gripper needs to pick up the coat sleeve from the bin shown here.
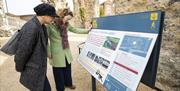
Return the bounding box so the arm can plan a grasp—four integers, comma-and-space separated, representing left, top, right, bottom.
67, 24, 89, 34
14, 26, 38, 72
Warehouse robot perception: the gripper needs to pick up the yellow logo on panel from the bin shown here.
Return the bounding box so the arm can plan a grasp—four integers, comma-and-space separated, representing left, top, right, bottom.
150, 13, 158, 20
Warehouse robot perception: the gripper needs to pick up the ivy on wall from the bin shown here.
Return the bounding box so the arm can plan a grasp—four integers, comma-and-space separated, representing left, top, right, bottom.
79, 7, 86, 25
99, 6, 104, 17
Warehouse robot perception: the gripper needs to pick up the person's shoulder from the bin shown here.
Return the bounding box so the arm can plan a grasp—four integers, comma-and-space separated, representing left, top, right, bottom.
46, 23, 58, 30
21, 20, 39, 34
46, 23, 56, 28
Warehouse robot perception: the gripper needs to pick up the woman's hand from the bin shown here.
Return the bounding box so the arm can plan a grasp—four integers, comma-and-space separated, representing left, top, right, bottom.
85, 22, 92, 30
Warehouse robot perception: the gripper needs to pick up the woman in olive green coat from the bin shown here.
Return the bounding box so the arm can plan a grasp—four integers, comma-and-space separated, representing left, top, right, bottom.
47, 22, 88, 67
46, 9, 90, 91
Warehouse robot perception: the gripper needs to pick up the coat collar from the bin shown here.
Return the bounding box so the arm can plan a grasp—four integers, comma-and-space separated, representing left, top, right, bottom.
32, 16, 48, 49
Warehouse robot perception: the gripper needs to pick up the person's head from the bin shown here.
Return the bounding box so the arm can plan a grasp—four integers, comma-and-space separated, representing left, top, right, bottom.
57, 9, 73, 23
34, 3, 59, 24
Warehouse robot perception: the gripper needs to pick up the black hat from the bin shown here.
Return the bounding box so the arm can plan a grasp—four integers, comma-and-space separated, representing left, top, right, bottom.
34, 3, 59, 17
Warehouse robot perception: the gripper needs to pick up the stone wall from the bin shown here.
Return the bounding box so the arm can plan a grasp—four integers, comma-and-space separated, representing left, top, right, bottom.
0, 16, 26, 37
74, 0, 96, 28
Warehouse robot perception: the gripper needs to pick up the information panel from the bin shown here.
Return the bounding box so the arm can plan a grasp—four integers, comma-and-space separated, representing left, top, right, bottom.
78, 29, 157, 91
78, 11, 164, 91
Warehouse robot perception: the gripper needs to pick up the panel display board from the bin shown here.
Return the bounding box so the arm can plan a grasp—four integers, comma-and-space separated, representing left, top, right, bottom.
78, 11, 164, 91
78, 29, 157, 91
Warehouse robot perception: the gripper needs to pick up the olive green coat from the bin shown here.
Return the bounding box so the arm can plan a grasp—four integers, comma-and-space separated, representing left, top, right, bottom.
46, 24, 88, 67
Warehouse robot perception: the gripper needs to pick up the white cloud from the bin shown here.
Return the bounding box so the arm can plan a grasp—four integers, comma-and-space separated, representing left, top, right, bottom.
3, 0, 42, 16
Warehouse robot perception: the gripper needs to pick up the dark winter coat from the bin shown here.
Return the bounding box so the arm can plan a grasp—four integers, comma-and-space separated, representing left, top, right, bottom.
14, 16, 48, 91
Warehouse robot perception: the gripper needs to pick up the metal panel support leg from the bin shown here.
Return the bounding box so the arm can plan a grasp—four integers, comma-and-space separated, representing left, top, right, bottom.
92, 76, 96, 91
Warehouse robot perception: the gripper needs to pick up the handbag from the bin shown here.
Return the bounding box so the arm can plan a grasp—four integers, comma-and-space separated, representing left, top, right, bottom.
0, 30, 22, 55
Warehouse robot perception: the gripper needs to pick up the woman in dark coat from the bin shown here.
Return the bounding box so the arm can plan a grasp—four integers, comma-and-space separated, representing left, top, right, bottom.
14, 3, 58, 91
